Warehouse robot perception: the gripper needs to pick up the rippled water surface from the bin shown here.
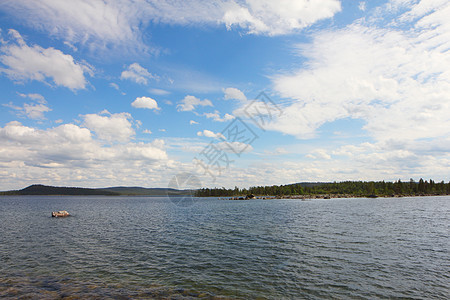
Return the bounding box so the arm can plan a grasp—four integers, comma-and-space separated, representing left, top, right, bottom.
0, 196, 449, 299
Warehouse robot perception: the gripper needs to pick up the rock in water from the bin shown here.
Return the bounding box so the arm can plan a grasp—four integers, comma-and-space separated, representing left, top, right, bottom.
52, 210, 70, 217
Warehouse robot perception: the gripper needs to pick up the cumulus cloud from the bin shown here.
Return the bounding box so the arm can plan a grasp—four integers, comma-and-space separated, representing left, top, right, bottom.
4, 93, 51, 119
121, 63, 159, 85
190, 120, 199, 125
131, 96, 160, 110
0, 120, 168, 189
4, 102, 52, 120
0, 29, 91, 91
223, 87, 247, 101
270, 1, 450, 143
0, 120, 447, 190
177, 95, 213, 112
197, 129, 225, 139
188, 135, 448, 187
82, 111, 135, 143
204, 111, 235, 122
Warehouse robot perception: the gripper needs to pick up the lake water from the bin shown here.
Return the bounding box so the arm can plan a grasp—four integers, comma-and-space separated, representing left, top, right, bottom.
0, 195, 448, 299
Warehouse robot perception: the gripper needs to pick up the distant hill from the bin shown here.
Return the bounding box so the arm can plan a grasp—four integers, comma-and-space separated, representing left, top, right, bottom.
101, 186, 192, 196
289, 182, 330, 188
0, 184, 191, 196
0, 184, 119, 196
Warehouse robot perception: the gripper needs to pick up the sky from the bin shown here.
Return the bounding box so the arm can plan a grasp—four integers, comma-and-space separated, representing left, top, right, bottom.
0, 0, 449, 190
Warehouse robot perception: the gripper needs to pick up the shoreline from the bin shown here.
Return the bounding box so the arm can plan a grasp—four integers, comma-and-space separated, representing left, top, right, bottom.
223, 193, 450, 200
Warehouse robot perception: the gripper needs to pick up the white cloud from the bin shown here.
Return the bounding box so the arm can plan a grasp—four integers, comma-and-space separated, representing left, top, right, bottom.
189, 136, 449, 187
306, 149, 331, 160
109, 82, 126, 95
358, 2, 366, 11
197, 129, 225, 139
82, 111, 135, 143
177, 95, 213, 112
0, 29, 91, 91
18, 93, 46, 103
63, 41, 78, 52
262, 147, 288, 156
4, 92, 51, 120
131, 96, 160, 110
21, 103, 52, 120
223, 0, 341, 36
216, 141, 254, 154
190, 120, 199, 125
332, 143, 375, 157
0, 0, 342, 56
270, 1, 450, 143
204, 111, 235, 122
232, 98, 283, 132
109, 83, 120, 90
0, 120, 169, 189
0, 120, 448, 190
115, 141, 167, 160
143, 129, 152, 134
223, 87, 247, 101
121, 63, 159, 85
0, 0, 151, 54
135, 120, 142, 128
149, 88, 170, 96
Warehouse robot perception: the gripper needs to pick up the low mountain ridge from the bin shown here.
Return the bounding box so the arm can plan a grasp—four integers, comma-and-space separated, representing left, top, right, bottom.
0, 184, 190, 196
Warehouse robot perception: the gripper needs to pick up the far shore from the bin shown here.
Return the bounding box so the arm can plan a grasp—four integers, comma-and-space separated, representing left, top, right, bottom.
221, 193, 450, 200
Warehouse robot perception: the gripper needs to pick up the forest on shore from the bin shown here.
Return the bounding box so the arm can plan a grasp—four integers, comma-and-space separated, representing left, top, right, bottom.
195, 179, 450, 198
2, 179, 449, 198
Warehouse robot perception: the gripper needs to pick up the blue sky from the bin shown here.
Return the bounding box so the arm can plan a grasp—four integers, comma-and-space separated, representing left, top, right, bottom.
0, 0, 449, 190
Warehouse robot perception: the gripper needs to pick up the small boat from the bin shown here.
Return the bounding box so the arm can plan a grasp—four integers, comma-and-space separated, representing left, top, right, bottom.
52, 210, 70, 217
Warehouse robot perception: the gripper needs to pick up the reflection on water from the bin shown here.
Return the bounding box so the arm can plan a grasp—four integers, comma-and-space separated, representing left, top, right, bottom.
0, 196, 449, 299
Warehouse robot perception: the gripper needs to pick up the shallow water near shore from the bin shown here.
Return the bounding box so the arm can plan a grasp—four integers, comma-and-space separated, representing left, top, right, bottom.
0, 195, 449, 299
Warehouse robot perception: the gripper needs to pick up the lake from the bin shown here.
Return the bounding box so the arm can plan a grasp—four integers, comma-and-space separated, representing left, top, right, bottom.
0, 195, 449, 299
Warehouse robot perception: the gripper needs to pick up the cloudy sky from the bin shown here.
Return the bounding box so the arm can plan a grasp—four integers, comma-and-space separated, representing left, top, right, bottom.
0, 0, 449, 190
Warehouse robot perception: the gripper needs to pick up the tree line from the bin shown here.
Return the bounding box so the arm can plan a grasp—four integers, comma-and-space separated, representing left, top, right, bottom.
195, 179, 450, 197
